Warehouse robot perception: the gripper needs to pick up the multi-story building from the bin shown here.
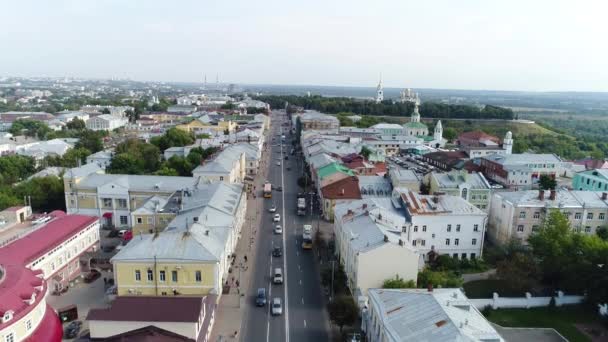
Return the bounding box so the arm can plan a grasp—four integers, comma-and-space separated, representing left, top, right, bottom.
572, 169, 608, 191
0, 211, 99, 342
363, 288, 503, 342
111, 182, 246, 297
457, 130, 512, 157
64, 167, 199, 229
488, 189, 608, 245
86, 114, 128, 131
175, 118, 237, 134
333, 199, 420, 297
320, 176, 362, 221
192, 144, 246, 183
364, 135, 422, 156
370, 123, 406, 136
480, 153, 562, 190
389, 168, 420, 192
296, 111, 340, 131
427, 170, 492, 211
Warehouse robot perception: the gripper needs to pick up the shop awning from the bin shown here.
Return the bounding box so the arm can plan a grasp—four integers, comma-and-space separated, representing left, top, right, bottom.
102, 212, 113, 218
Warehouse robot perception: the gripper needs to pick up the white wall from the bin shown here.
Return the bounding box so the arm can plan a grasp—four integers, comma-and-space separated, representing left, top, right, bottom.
468, 291, 584, 310
356, 243, 418, 296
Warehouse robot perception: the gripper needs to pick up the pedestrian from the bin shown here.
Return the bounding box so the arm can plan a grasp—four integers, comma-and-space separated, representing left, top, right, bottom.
234, 330, 238, 338
103, 277, 107, 285
244, 255, 248, 263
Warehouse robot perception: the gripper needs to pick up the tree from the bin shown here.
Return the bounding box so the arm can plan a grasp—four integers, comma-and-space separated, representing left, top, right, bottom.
9, 119, 51, 139
154, 166, 179, 176
360, 146, 372, 159
0, 155, 36, 185
13, 176, 66, 212
417, 268, 463, 288
125, 109, 139, 123
383, 275, 416, 289
0, 191, 21, 211
66, 117, 86, 130
61, 147, 91, 167
221, 102, 236, 110
107, 153, 146, 175
496, 252, 540, 292
443, 127, 458, 142
597, 226, 608, 241
75, 130, 105, 153
327, 295, 358, 333
101, 108, 111, 114
150, 128, 194, 151
164, 156, 193, 177
539, 175, 557, 190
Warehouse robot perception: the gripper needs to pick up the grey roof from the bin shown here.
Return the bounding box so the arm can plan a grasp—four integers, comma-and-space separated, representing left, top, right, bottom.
28, 167, 65, 180
432, 171, 491, 190
75, 173, 198, 192
371, 123, 404, 130
358, 176, 393, 197
87, 150, 113, 160
367, 288, 503, 342
496, 189, 608, 209
390, 169, 419, 183
483, 153, 562, 165
193, 145, 244, 175
63, 162, 104, 178
308, 153, 337, 170
398, 189, 486, 216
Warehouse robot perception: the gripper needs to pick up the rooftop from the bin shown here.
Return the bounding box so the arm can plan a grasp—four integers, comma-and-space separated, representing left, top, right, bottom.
321, 176, 362, 200
483, 153, 562, 165
390, 169, 419, 183
399, 190, 486, 216
497, 189, 608, 209
74, 173, 198, 192
431, 171, 491, 190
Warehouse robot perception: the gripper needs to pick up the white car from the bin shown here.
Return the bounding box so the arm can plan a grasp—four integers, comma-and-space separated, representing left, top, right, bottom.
273, 214, 281, 222
276, 161, 281, 166
274, 225, 283, 234
272, 298, 283, 315
268, 205, 277, 213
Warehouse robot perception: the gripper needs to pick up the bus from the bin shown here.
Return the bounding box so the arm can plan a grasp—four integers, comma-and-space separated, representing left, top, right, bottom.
263, 182, 272, 198
302, 224, 313, 250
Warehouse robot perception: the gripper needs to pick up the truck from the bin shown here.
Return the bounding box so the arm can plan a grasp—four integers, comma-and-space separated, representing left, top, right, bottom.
302, 224, 312, 250
297, 194, 306, 216
263, 182, 272, 198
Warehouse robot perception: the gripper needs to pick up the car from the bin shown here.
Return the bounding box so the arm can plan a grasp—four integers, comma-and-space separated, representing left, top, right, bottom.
276, 161, 281, 166
273, 214, 281, 222
274, 186, 282, 192
274, 225, 283, 234
256, 288, 267, 306
118, 229, 128, 238
268, 205, 277, 213
64, 320, 83, 339
101, 245, 116, 253
272, 298, 283, 315
272, 246, 282, 257
107, 229, 119, 238
273, 268, 283, 284
284, 156, 288, 160
83, 269, 101, 283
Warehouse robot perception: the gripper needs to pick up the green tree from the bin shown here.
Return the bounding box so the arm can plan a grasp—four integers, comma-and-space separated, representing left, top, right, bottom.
496, 252, 540, 292
107, 153, 146, 175
327, 295, 359, 333
150, 128, 194, 151
9, 119, 51, 139
597, 226, 608, 241
101, 108, 111, 114
382, 275, 416, 289
66, 117, 86, 130
154, 166, 179, 176
74, 130, 105, 153
221, 102, 236, 110
443, 127, 458, 142
164, 156, 193, 177
60, 147, 92, 167
360, 146, 372, 159
125, 109, 139, 123
13, 176, 66, 212
0, 191, 21, 211
0, 155, 36, 185
539, 175, 557, 190
417, 268, 463, 288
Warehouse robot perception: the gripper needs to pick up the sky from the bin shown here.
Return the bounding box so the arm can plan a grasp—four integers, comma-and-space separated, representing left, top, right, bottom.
1, 0, 607, 92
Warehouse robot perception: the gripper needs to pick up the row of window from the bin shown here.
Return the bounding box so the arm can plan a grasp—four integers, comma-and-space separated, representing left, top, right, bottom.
412, 224, 480, 233
101, 198, 128, 209
412, 238, 477, 247
520, 211, 606, 220
134, 269, 203, 283
517, 225, 598, 234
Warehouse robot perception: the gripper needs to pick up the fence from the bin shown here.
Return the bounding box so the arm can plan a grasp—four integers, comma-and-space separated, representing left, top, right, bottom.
469, 291, 584, 310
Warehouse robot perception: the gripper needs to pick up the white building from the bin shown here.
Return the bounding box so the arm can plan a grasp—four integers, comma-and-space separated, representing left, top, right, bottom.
389, 168, 420, 192
55, 111, 90, 123
192, 145, 246, 184
375, 76, 384, 103
364, 288, 503, 342
334, 199, 420, 298
480, 153, 562, 190
86, 114, 128, 131
86, 150, 113, 169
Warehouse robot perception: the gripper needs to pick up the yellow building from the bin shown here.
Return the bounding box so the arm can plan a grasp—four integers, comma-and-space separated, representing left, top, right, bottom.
111, 182, 247, 296
176, 119, 237, 134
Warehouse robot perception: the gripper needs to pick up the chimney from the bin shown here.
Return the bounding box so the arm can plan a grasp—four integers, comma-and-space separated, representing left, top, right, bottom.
347, 209, 353, 215
383, 235, 389, 242
362, 203, 367, 210
549, 190, 556, 201
539, 190, 545, 201
427, 284, 433, 292
603, 192, 607, 201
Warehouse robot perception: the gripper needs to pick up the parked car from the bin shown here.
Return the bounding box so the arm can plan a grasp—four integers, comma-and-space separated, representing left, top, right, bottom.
272, 246, 282, 257
268, 205, 277, 213
102, 245, 116, 253
107, 230, 119, 238
284, 156, 288, 160
64, 320, 83, 339
256, 288, 267, 306
273, 214, 281, 222
272, 298, 283, 315
84, 269, 101, 283
274, 186, 282, 192
118, 229, 128, 238
274, 225, 283, 234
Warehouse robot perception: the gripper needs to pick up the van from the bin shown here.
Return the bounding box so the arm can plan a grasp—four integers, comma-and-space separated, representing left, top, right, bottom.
256, 288, 267, 306
273, 268, 283, 284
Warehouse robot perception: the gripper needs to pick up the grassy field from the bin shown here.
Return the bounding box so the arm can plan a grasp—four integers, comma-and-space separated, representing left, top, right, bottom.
485, 305, 602, 342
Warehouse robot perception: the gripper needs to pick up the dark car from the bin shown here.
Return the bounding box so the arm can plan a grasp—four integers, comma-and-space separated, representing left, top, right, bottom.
102, 245, 116, 253
107, 229, 119, 238
284, 156, 288, 160
274, 186, 282, 192
84, 269, 101, 283
64, 320, 83, 339
272, 246, 282, 257
256, 288, 267, 306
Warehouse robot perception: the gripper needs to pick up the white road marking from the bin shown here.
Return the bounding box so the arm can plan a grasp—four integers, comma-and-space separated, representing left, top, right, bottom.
304, 320, 307, 328
301, 297, 304, 304
299, 279, 302, 285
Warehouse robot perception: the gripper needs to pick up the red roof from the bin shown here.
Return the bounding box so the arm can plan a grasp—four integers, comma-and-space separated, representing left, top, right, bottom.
321, 176, 362, 199
0, 264, 46, 329
0, 213, 98, 265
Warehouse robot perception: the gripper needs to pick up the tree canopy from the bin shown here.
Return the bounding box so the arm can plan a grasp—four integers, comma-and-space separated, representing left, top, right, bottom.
327, 295, 359, 332
150, 128, 195, 151
382, 275, 416, 289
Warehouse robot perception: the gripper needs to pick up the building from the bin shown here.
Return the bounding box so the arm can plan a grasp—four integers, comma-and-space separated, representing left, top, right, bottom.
488, 189, 608, 245
14, 138, 75, 165
457, 131, 512, 157
334, 199, 420, 297
80, 105, 133, 117
363, 288, 503, 342
427, 170, 492, 211
480, 153, 562, 190
572, 169, 608, 191
167, 105, 198, 114
0, 111, 54, 126
87, 295, 216, 342
297, 111, 340, 131
55, 111, 90, 123
0, 211, 100, 342
64, 169, 199, 229
111, 183, 246, 297
573, 158, 608, 171
402, 104, 428, 137
192, 145, 246, 183
364, 135, 423, 156
370, 123, 406, 136
320, 176, 362, 221
163, 146, 195, 160
86, 150, 113, 169
86, 114, 128, 131
375, 76, 384, 103
175, 118, 237, 135
398, 88, 420, 104
422, 151, 470, 171
389, 168, 420, 192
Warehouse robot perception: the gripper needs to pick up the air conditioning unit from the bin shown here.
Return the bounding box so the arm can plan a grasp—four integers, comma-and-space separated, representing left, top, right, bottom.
175, 266, 183, 270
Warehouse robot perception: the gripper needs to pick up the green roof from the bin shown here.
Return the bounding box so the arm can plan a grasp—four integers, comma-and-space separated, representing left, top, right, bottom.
318, 162, 355, 180
421, 135, 434, 141
403, 122, 428, 129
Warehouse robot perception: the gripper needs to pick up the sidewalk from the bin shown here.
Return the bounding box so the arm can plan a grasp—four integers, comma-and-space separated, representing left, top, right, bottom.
210, 136, 271, 342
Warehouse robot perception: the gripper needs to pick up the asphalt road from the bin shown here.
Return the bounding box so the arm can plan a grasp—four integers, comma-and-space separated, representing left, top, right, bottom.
242, 110, 330, 342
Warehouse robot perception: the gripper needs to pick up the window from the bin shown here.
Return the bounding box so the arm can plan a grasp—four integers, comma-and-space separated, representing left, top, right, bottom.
172, 270, 178, 282
517, 225, 524, 232
412, 240, 417, 246
472, 238, 477, 245
102, 198, 112, 208
585, 226, 592, 233
533, 212, 540, 219
447, 224, 451, 232
600, 213, 606, 220
422, 225, 427, 232
135, 270, 141, 281
116, 199, 127, 209
421, 240, 426, 246
431, 233, 435, 238
453, 253, 458, 259
473, 224, 479, 232
471, 194, 476, 200
519, 211, 526, 219
120, 216, 128, 225
413, 226, 418, 232
454, 238, 459, 246
587, 213, 594, 220
575, 212, 582, 220
137, 217, 143, 224
5, 333, 14, 342
456, 224, 461, 232
159, 270, 166, 282
445, 238, 450, 246
470, 253, 476, 259
219, 176, 224, 181
147, 269, 154, 281
195, 271, 202, 282
461, 188, 468, 200
461, 253, 467, 259
532, 225, 539, 232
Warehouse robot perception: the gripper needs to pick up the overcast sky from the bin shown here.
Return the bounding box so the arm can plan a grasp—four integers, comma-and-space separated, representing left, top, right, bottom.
1, 0, 607, 92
